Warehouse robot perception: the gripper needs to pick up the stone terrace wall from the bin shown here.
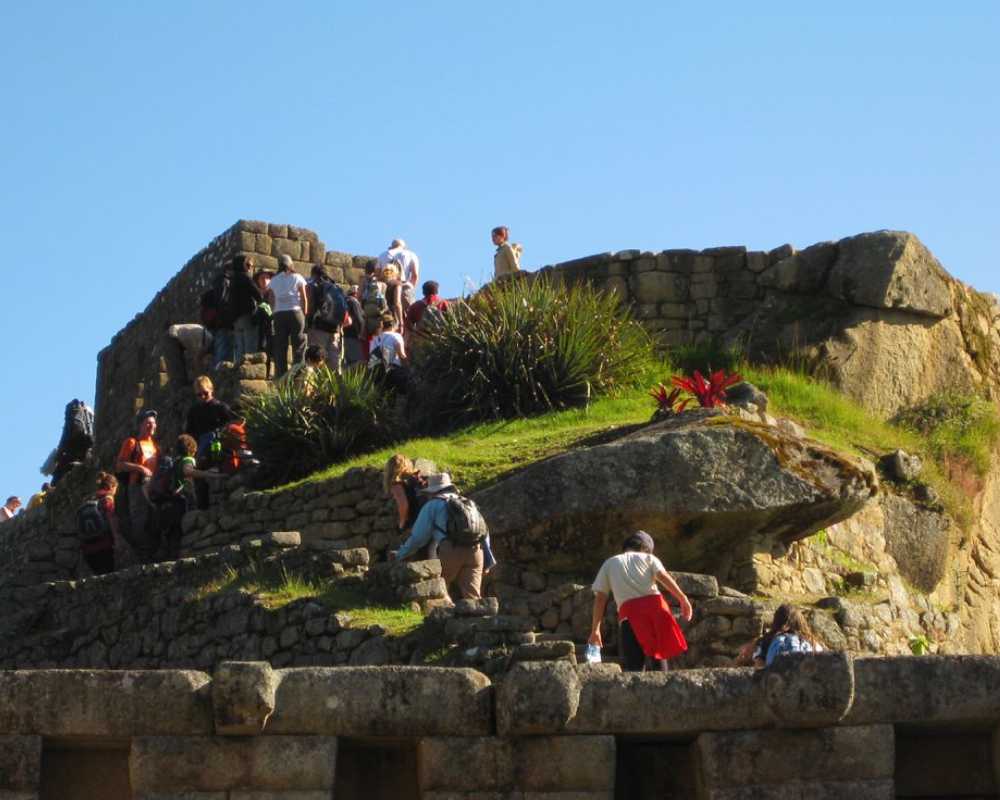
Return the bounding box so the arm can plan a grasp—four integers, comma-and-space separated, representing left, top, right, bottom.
0, 464, 98, 601
3, 655, 1000, 798
93, 220, 374, 468
0, 534, 442, 671
181, 466, 398, 559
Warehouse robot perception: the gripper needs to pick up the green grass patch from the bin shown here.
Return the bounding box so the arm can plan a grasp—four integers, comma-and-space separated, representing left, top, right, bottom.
201, 567, 424, 637
272, 391, 654, 494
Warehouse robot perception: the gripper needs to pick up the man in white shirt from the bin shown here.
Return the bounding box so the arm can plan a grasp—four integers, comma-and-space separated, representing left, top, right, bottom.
1, 496, 22, 521
377, 238, 420, 288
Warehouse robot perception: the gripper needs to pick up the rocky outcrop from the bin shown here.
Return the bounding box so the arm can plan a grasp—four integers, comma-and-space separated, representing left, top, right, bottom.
475, 410, 877, 576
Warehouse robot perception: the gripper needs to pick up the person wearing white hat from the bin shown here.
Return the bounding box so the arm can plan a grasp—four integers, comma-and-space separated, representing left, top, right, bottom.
390, 472, 486, 601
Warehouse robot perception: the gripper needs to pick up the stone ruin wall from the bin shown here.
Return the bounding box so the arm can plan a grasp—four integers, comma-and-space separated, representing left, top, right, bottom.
93, 220, 375, 469
3, 654, 1000, 798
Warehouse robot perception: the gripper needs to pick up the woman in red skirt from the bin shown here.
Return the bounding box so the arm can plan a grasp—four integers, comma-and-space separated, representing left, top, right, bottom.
588, 530, 693, 671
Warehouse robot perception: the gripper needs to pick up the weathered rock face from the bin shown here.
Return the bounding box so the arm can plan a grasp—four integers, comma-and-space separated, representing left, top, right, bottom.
540, 229, 1000, 420
475, 411, 877, 575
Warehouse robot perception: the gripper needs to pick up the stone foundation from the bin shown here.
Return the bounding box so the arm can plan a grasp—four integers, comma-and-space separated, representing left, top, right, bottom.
2, 655, 1000, 798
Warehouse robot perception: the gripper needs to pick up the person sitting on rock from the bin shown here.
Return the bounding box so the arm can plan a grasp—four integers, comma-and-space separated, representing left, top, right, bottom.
752, 604, 822, 669
390, 472, 493, 601
588, 530, 693, 672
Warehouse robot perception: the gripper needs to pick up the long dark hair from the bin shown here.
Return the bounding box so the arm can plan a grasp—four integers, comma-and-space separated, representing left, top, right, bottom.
758, 604, 817, 656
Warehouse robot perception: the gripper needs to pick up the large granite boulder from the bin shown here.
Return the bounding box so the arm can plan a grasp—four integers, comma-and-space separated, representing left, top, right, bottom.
474, 410, 877, 575
826, 231, 952, 318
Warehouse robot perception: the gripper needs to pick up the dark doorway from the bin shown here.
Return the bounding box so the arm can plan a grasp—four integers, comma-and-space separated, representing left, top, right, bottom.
334, 737, 419, 800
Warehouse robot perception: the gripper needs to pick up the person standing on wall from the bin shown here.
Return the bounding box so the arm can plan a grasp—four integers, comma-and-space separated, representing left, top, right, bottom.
492, 226, 523, 279
114, 409, 161, 560
206, 261, 237, 369
306, 264, 347, 374
267, 253, 309, 378
588, 530, 692, 672
184, 375, 237, 510
343, 285, 367, 367
377, 238, 420, 290
230, 254, 264, 364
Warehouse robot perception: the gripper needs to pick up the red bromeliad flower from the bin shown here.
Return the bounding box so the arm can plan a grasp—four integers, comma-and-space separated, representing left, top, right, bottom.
671, 369, 742, 408
649, 384, 690, 414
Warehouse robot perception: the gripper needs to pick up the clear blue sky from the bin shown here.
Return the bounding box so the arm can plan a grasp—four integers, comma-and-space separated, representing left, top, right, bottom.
1, 3, 998, 507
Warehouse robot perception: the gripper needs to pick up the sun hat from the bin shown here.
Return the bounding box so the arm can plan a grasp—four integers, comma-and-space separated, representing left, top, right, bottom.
419, 472, 456, 495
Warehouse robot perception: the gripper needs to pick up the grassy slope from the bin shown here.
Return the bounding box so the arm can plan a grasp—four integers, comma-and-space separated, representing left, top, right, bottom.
274, 362, 993, 528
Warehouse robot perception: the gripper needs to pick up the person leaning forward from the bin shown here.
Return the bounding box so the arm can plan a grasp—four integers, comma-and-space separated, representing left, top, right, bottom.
390, 472, 484, 601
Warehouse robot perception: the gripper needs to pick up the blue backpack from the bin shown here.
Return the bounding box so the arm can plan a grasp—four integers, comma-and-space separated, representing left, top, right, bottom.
314, 280, 348, 333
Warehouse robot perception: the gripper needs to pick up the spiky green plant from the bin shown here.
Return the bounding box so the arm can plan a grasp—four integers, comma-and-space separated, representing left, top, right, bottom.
410, 274, 655, 427
242, 365, 398, 485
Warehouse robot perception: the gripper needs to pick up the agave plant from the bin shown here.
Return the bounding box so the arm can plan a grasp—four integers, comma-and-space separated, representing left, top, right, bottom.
671, 369, 743, 408
649, 384, 689, 418
241, 365, 398, 486
410, 274, 655, 427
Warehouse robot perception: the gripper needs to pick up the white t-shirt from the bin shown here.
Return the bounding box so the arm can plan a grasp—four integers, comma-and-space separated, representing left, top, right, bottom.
592, 551, 666, 605
378, 247, 420, 286
369, 331, 405, 367
270, 271, 306, 313
0, 505, 15, 521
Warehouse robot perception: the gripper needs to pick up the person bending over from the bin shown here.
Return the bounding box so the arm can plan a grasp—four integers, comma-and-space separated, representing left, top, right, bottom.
588, 530, 693, 672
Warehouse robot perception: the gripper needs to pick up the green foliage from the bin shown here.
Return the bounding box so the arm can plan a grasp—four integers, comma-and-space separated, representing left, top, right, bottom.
410, 275, 655, 427
668, 341, 745, 375
893, 393, 1000, 475
241, 366, 399, 486
909, 634, 931, 655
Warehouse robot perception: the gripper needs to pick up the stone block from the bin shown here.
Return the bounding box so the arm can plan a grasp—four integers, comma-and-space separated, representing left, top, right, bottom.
512, 641, 574, 661
672, 572, 719, 599
212, 662, 278, 736
569, 667, 767, 735
696, 725, 893, 789
746, 251, 768, 273
845, 655, 1000, 726
516, 736, 615, 792
267, 667, 492, 736
129, 736, 337, 792
229, 793, 331, 800
497, 662, 580, 736
0, 670, 213, 737
419, 737, 514, 791
701, 780, 894, 799
759, 651, 854, 727
0, 736, 40, 790
699, 596, 760, 617
631, 271, 688, 304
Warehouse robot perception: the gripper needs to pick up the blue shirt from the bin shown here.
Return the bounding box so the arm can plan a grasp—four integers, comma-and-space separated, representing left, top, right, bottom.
395, 493, 498, 569
396, 496, 449, 560
764, 633, 815, 667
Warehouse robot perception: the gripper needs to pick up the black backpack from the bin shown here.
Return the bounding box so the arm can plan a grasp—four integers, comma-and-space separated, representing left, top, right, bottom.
314, 280, 348, 333
210, 271, 235, 327
436, 493, 489, 546
149, 455, 177, 501
77, 499, 110, 544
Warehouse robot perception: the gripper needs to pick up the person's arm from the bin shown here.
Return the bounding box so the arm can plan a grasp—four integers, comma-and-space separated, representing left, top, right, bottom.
393, 500, 440, 561
588, 590, 610, 647
298, 279, 309, 318
182, 460, 225, 481
655, 568, 693, 621
389, 483, 410, 529
396, 333, 408, 364
116, 439, 151, 479
410, 255, 420, 287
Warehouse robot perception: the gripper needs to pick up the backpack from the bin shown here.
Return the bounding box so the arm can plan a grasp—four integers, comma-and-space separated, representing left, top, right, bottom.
436, 494, 489, 546
77, 498, 110, 544
362, 277, 387, 317
149, 455, 177, 501
314, 280, 348, 333
60, 399, 95, 459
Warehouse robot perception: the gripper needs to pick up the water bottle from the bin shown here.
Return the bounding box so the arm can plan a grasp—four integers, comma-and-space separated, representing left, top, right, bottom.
584, 643, 602, 664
